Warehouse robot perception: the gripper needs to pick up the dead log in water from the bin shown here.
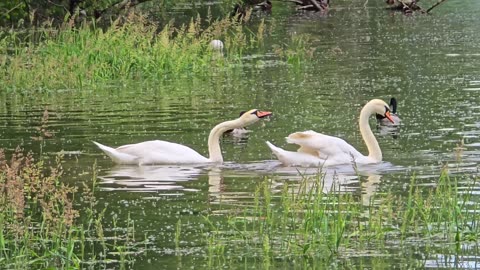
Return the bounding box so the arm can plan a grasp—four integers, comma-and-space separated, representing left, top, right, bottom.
385, 0, 424, 14
288, 0, 329, 12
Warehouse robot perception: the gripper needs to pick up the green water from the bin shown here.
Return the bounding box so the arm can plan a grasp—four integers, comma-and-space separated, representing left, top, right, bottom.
1, 0, 480, 268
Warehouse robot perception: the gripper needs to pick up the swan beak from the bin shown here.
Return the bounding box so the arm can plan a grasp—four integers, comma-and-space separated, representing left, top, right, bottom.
256, 111, 273, 119
385, 111, 394, 123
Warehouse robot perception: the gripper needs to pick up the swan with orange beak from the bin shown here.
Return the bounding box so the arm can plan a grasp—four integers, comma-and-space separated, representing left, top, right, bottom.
94, 109, 272, 165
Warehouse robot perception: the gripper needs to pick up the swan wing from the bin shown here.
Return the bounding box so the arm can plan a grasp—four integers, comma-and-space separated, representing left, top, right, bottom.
116, 140, 210, 164
286, 130, 363, 161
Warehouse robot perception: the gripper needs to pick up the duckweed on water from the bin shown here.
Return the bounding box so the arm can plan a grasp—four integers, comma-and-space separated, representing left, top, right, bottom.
203, 169, 480, 268
0, 148, 147, 269
0, 13, 311, 92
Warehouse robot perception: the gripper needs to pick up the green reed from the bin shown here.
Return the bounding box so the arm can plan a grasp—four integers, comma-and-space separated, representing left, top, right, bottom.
0, 13, 310, 92
204, 169, 480, 268
0, 148, 146, 269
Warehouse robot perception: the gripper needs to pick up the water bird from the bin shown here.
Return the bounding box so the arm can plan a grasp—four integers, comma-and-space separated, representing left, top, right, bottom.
266, 99, 394, 167
376, 97, 401, 125
224, 111, 251, 137
94, 109, 272, 165
209, 40, 224, 51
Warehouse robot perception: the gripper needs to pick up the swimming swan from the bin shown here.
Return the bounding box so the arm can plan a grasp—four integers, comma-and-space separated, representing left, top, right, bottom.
94, 109, 272, 165
224, 111, 251, 137
376, 97, 401, 125
266, 99, 394, 167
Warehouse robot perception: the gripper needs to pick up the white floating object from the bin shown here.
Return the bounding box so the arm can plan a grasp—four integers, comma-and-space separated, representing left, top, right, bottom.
209, 40, 224, 51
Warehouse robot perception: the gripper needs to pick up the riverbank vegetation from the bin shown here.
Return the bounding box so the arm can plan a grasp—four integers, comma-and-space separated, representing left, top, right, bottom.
0, 148, 146, 269
2, 146, 477, 269
0, 12, 310, 92
203, 169, 480, 268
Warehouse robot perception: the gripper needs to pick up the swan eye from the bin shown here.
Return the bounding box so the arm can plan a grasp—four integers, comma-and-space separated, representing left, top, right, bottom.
384, 106, 390, 114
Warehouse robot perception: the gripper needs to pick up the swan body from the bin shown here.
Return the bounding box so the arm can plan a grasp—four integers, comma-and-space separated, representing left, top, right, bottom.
95, 109, 272, 165
267, 99, 394, 167
377, 97, 401, 125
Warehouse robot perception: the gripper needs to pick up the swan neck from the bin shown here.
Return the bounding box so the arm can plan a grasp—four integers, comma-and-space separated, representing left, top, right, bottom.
207, 119, 243, 163
359, 104, 382, 162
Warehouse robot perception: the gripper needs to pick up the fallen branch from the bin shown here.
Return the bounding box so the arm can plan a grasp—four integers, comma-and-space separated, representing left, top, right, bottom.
426, 0, 448, 13
297, 4, 314, 10
289, 0, 329, 12
94, 0, 152, 19
287, 0, 304, 4
2, 2, 24, 17
310, 0, 323, 11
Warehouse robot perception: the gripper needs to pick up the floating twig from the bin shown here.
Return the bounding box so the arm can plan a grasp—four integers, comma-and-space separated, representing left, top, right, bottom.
426, 0, 448, 13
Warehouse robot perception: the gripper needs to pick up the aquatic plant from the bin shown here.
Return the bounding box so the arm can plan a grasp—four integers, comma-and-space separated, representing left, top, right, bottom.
273, 34, 315, 68
0, 12, 310, 92
0, 148, 147, 269
203, 169, 480, 268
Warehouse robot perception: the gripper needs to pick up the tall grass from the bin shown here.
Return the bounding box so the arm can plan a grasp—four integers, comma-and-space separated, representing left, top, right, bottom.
0, 13, 311, 92
204, 169, 480, 268
0, 148, 146, 269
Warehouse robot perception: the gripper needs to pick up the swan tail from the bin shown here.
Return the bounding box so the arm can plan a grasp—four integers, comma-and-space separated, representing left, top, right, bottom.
266, 141, 281, 154
266, 141, 290, 164
93, 141, 139, 165
266, 140, 323, 167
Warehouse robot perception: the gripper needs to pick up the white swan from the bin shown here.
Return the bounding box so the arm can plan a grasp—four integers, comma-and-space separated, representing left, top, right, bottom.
266, 99, 394, 167
94, 109, 272, 165
224, 111, 251, 138
209, 40, 224, 51
376, 97, 401, 125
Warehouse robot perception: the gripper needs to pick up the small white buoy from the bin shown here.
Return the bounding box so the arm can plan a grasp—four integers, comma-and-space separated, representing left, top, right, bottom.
209, 40, 224, 51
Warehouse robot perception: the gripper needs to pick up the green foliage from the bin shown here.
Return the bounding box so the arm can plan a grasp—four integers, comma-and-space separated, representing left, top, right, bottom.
0, 0, 229, 27
0, 148, 146, 269
0, 12, 308, 92
0, 1, 29, 26
203, 170, 480, 268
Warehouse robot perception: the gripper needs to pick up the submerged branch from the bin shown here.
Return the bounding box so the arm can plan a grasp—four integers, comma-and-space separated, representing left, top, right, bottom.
288, 0, 329, 12
310, 0, 323, 11
426, 0, 448, 13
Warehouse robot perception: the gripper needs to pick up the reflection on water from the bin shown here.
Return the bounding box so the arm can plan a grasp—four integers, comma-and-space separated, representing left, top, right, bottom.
98, 160, 389, 209
99, 165, 203, 192
377, 123, 401, 139
426, 253, 480, 269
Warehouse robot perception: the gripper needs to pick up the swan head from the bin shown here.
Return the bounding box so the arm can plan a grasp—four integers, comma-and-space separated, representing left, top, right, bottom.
368, 99, 394, 123
375, 97, 398, 121
238, 109, 272, 126
389, 97, 397, 114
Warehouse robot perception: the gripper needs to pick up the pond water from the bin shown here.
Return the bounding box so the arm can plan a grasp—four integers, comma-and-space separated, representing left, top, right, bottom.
1, 0, 480, 268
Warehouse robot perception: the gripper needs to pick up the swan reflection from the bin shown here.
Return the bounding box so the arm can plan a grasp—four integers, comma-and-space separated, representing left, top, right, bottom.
98, 165, 203, 192
98, 162, 386, 207
377, 124, 401, 139
267, 164, 383, 205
